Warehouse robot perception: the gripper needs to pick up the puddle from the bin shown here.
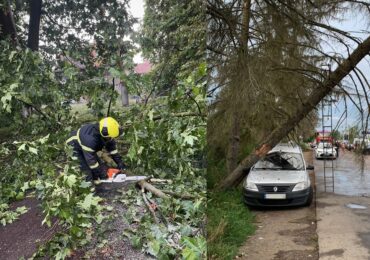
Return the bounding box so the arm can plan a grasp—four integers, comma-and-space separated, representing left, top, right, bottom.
346, 203, 367, 209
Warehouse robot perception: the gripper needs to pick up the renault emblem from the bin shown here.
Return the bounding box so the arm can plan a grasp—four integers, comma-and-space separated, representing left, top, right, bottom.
273, 186, 278, 192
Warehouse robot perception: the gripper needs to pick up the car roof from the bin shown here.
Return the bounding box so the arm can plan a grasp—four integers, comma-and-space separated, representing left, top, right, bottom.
269, 143, 301, 154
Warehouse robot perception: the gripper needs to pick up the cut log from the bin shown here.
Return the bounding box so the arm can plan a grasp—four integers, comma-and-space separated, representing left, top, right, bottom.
137, 180, 169, 199
219, 35, 370, 190
141, 189, 159, 224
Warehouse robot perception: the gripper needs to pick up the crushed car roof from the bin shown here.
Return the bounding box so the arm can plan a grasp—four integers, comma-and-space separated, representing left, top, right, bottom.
269, 143, 301, 154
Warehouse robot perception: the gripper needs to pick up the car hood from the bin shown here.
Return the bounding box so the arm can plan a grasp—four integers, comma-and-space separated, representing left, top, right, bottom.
316, 147, 335, 152
247, 170, 307, 184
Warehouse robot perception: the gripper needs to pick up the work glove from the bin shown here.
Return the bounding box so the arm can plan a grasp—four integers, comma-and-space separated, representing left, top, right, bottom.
92, 166, 108, 180
117, 162, 128, 171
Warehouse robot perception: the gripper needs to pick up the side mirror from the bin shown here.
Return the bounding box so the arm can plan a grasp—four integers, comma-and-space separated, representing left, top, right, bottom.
306, 165, 314, 170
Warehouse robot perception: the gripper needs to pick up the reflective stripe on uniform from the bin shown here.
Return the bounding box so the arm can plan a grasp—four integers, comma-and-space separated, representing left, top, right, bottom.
89, 162, 99, 169
66, 136, 77, 144
71, 156, 78, 160
109, 149, 118, 155
77, 128, 95, 152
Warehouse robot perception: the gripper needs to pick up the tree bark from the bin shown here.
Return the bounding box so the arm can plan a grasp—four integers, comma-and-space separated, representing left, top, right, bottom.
138, 180, 168, 199
120, 82, 129, 106
0, 1, 18, 44
27, 0, 42, 51
219, 35, 370, 190
226, 111, 240, 173
226, 0, 251, 174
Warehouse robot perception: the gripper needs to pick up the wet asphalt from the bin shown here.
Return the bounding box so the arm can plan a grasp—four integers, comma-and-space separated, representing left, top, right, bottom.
314, 149, 370, 196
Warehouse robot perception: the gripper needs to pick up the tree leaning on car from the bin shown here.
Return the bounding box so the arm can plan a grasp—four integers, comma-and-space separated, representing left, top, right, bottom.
66, 117, 127, 181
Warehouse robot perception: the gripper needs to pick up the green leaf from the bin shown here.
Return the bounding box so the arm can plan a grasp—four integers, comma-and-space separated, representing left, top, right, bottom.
28, 147, 38, 154
1, 92, 12, 112
18, 143, 26, 151
9, 51, 17, 61
79, 181, 91, 188
108, 67, 122, 78
9, 83, 18, 90
181, 133, 197, 146
79, 193, 101, 210
147, 240, 161, 256
15, 206, 28, 214
131, 235, 141, 248
65, 174, 77, 188
39, 134, 50, 144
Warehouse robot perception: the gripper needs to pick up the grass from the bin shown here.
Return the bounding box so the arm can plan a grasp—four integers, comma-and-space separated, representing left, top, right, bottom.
207, 144, 256, 259
207, 189, 255, 259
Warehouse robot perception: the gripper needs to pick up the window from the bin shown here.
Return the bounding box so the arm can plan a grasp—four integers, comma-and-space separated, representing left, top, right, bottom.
254, 152, 304, 170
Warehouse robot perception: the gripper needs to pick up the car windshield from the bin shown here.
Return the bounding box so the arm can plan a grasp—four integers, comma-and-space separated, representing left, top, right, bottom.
254, 152, 304, 170
317, 142, 332, 149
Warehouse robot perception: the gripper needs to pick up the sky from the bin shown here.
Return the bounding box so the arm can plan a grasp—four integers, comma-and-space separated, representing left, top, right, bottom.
129, 0, 145, 63
317, 8, 370, 133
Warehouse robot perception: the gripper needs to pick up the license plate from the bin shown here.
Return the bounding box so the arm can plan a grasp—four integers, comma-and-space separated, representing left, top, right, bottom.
265, 194, 286, 199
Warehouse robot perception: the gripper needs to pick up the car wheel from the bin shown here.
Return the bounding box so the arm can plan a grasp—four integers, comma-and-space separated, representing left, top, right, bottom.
305, 187, 313, 207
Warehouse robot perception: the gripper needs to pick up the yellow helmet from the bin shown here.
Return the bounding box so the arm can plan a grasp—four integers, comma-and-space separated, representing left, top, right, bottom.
99, 117, 123, 138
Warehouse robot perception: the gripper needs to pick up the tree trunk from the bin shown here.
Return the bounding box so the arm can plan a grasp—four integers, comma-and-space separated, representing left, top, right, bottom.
219, 35, 370, 190
226, 111, 240, 173
27, 0, 42, 51
0, 1, 18, 44
21, 0, 42, 118
226, 0, 251, 174
241, 0, 251, 53
120, 83, 129, 106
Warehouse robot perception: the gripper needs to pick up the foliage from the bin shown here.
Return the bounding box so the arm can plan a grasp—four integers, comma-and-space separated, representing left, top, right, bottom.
0, 123, 106, 258
207, 0, 345, 171
348, 125, 360, 143
114, 65, 207, 258
207, 189, 255, 260
331, 130, 341, 141
0, 204, 28, 226
32, 168, 106, 259
0, 1, 206, 258
140, 0, 205, 93
0, 56, 206, 259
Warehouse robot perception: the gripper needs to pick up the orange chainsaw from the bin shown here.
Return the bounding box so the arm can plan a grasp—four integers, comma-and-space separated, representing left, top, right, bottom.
100, 168, 147, 183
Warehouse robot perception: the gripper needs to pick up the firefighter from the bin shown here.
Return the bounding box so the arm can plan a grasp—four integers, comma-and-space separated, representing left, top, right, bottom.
66, 117, 127, 181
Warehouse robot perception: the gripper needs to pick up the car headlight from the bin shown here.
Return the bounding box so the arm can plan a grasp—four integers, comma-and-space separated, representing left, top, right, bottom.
245, 181, 258, 191
292, 181, 310, 192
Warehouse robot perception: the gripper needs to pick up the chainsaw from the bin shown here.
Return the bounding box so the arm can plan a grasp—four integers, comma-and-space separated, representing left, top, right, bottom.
99, 168, 147, 183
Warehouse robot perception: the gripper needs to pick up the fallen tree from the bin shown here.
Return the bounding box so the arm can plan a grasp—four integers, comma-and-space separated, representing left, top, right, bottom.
219, 35, 370, 190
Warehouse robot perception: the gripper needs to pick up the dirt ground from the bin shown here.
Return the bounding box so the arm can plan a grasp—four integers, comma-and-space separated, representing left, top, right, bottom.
237, 151, 319, 260
0, 197, 53, 260
0, 184, 150, 260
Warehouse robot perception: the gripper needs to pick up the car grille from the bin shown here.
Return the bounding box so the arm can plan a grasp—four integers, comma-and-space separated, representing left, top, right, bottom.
257, 185, 293, 193
320, 153, 333, 156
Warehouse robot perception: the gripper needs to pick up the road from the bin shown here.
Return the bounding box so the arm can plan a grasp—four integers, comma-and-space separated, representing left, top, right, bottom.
315, 150, 370, 259
238, 151, 318, 260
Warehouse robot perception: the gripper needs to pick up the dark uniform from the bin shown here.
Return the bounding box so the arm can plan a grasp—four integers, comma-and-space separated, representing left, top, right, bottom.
66, 123, 125, 181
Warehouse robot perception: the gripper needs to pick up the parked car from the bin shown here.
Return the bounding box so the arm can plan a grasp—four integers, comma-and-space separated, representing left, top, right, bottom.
315, 142, 337, 159
243, 143, 313, 207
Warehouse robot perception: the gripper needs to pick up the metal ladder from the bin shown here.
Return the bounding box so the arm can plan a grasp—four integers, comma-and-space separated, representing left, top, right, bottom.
322, 98, 335, 192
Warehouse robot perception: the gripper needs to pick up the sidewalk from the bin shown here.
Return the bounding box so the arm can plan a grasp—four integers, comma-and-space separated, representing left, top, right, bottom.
314, 151, 370, 259
316, 193, 370, 259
